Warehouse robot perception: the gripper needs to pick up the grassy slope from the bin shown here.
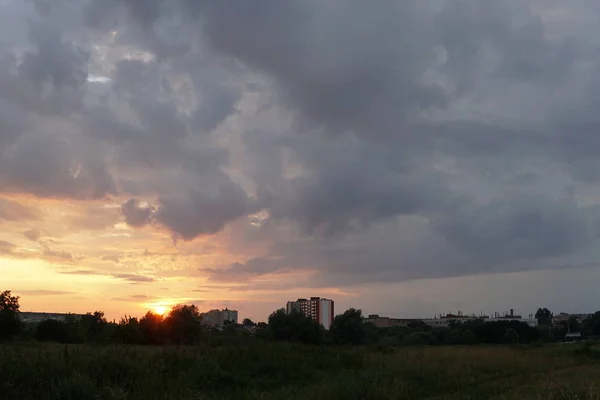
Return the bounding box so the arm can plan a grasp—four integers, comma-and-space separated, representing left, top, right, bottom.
1, 342, 599, 400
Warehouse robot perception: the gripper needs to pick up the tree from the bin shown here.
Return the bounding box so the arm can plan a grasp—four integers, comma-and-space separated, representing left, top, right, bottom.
0, 291, 20, 313
164, 304, 203, 344
535, 308, 553, 326
36, 319, 69, 343
582, 311, 600, 336
139, 311, 165, 344
461, 329, 478, 345
329, 308, 366, 345
115, 316, 144, 344
242, 318, 255, 327
504, 328, 520, 344
567, 315, 581, 333
267, 309, 324, 345
80, 311, 108, 341
0, 290, 22, 340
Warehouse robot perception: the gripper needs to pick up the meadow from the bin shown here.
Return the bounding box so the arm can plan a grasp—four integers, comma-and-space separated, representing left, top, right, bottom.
1, 341, 600, 400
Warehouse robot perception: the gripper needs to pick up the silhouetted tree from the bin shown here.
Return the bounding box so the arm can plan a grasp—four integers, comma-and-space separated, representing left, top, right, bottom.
164, 305, 203, 345
461, 329, 478, 345
535, 308, 553, 326
0, 290, 22, 340
567, 315, 581, 333
267, 309, 324, 345
81, 311, 108, 341
242, 318, 255, 327
582, 311, 600, 336
504, 328, 520, 344
116, 316, 144, 344
140, 311, 165, 344
36, 319, 69, 343
329, 308, 366, 345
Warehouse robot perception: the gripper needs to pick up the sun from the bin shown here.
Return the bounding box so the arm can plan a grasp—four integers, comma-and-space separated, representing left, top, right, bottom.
154, 305, 168, 315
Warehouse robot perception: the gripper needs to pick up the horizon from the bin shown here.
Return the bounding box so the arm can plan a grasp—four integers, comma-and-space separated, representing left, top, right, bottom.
4, 1, 600, 322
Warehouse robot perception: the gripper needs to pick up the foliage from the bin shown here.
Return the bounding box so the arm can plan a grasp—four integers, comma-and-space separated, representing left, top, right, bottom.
329, 308, 366, 345
583, 312, 600, 336
3, 342, 600, 399
267, 309, 324, 345
0, 291, 20, 313
115, 316, 144, 345
504, 328, 520, 344
139, 311, 165, 345
0, 290, 22, 340
164, 304, 203, 345
36, 319, 69, 343
80, 311, 109, 342
535, 308, 553, 326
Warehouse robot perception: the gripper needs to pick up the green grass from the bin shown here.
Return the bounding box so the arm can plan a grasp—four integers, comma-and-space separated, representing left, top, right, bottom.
1, 342, 600, 400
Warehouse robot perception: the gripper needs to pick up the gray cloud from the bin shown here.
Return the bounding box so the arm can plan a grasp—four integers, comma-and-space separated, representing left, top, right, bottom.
4, 0, 600, 293
121, 199, 154, 227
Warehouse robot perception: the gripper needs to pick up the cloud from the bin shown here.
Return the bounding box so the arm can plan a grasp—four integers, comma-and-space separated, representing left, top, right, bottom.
112, 294, 156, 302
16, 289, 76, 296
0, 199, 41, 221
23, 229, 42, 241
112, 274, 155, 283
121, 180, 259, 240
0, 241, 17, 255
4, 0, 600, 296
59, 270, 155, 283
41, 246, 75, 263
121, 199, 154, 227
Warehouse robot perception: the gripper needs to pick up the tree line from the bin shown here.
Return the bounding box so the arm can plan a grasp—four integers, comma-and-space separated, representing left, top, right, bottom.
3, 291, 600, 347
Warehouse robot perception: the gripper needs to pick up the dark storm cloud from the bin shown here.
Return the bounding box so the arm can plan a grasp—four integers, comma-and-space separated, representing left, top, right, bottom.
121, 199, 155, 227
5, 0, 600, 286
121, 179, 259, 240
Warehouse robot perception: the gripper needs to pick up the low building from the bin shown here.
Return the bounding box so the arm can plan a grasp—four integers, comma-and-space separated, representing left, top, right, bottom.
286, 297, 334, 330
365, 312, 538, 329
363, 315, 417, 328
19, 312, 84, 323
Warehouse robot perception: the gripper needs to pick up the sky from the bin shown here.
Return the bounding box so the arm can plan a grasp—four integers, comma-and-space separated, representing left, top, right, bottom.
2, 0, 600, 322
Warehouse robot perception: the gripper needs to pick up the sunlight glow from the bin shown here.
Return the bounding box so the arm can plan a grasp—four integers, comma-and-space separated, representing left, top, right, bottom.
153, 305, 168, 315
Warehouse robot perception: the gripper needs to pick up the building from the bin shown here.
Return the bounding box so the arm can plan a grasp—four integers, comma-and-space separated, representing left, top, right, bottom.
286, 297, 334, 330
365, 310, 538, 329
363, 315, 417, 328
200, 308, 238, 328
19, 312, 84, 323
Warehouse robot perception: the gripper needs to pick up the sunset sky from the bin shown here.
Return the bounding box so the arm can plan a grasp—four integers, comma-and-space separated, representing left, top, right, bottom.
4, 0, 600, 322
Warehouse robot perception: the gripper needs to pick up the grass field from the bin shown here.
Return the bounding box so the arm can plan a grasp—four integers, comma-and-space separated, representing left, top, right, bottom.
1, 341, 600, 400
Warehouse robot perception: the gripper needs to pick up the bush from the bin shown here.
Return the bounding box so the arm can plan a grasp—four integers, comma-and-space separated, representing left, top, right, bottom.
401, 332, 435, 347
461, 329, 478, 345
504, 328, 520, 344
36, 319, 70, 343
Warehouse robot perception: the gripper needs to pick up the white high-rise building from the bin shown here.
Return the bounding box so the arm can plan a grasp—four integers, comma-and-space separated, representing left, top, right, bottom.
286, 297, 334, 330
201, 308, 238, 327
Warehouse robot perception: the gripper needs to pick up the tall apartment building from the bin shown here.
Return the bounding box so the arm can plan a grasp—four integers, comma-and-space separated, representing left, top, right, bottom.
286, 297, 334, 330
200, 308, 238, 328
